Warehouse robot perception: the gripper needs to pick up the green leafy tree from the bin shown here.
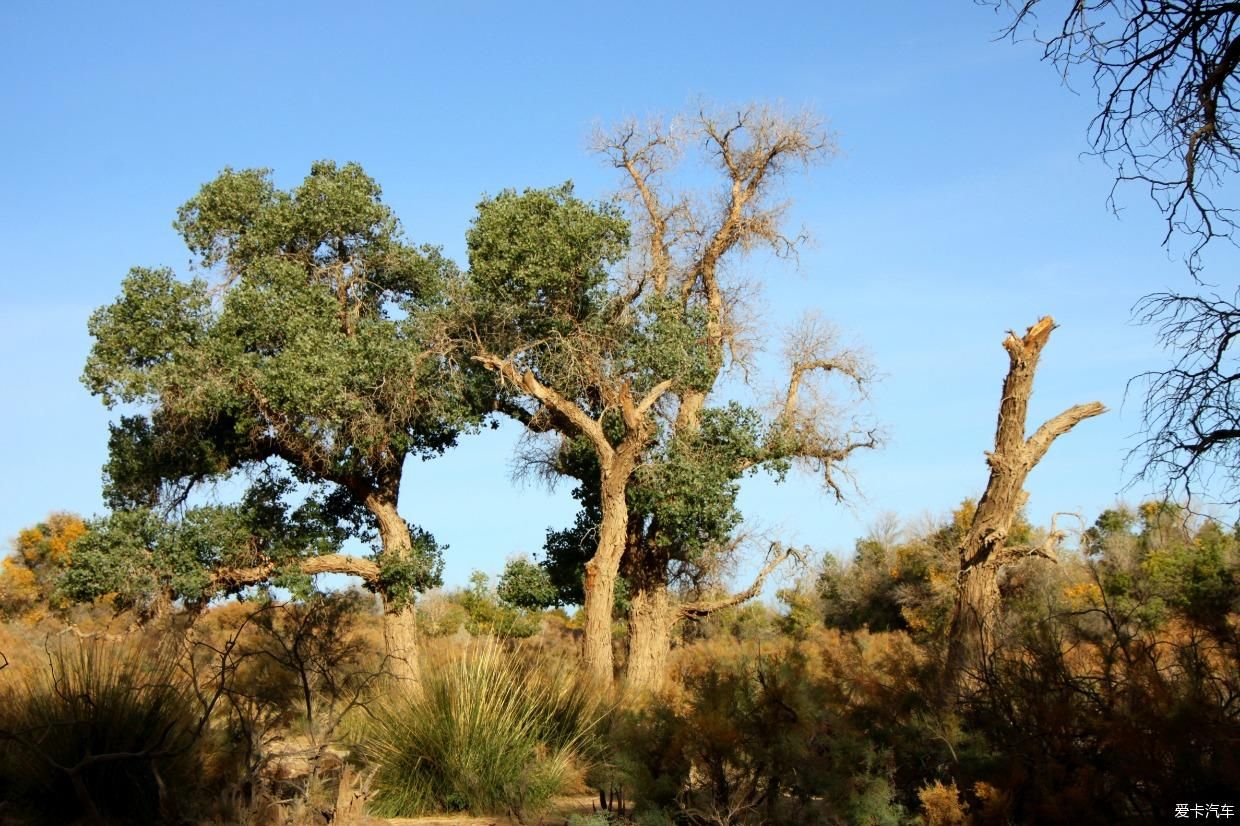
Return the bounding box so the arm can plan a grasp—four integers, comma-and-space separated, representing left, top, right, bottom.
80, 162, 475, 676
462, 106, 878, 690
1086, 501, 1239, 631
497, 557, 559, 610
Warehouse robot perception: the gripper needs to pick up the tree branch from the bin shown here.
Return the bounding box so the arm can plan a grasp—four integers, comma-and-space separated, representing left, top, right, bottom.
679, 544, 801, 619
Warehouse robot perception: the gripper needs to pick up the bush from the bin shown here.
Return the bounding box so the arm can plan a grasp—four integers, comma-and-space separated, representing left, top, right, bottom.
0, 634, 207, 824
360, 639, 604, 818
613, 636, 928, 825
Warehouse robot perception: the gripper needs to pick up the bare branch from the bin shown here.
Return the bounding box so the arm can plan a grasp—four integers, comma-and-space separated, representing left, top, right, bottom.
679, 543, 803, 619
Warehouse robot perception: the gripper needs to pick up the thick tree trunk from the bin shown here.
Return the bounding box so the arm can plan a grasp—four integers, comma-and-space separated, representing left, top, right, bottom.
623, 581, 677, 697
943, 317, 1105, 693
582, 474, 628, 690
623, 544, 797, 697
367, 492, 421, 683
944, 564, 1000, 688
382, 603, 420, 682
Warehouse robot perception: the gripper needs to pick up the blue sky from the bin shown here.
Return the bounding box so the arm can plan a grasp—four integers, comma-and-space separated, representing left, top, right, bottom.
0, 2, 1222, 592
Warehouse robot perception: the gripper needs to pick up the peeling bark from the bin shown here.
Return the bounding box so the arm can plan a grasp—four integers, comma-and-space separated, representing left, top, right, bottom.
944, 317, 1105, 693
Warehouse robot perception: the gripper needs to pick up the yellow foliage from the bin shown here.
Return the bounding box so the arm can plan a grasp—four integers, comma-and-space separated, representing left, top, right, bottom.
2, 513, 89, 621
918, 779, 969, 825
972, 781, 1007, 821
1061, 581, 1103, 609
13, 513, 87, 567
901, 606, 930, 632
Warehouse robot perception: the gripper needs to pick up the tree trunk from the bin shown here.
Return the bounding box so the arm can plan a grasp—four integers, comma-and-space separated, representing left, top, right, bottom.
582, 465, 630, 690
943, 317, 1105, 694
623, 581, 677, 697
944, 563, 1000, 689
382, 603, 420, 683
367, 492, 420, 683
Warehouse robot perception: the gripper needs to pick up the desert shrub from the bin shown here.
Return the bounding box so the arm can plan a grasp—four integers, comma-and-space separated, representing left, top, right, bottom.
0, 634, 208, 824
190, 591, 384, 809
360, 639, 604, 818
917, 780, 968, 825
613, 636, 931, 825
965, 607, 1240, 824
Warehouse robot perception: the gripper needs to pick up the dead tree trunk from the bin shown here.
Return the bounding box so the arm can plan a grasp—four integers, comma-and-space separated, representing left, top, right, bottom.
943, 317, 1105, 693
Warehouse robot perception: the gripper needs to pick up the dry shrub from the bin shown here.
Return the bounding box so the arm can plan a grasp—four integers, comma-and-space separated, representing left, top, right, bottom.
0, 633, 208, 824
918, 780, 968, 825
613, 633, 944, 825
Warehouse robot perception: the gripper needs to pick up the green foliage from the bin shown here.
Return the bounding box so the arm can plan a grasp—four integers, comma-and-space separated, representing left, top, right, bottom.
630, 403, 764, 563
458, 571, 542, 638
81, 161, 472, 607
60, 474, 354, 610
1086, 501, 1240, 631
0, 636, 207, 825
360, 641, 604, 818
498, 557, 560, 609
467, 182, 628, 341
374, 525, 445, 608
817, 526, 955, 638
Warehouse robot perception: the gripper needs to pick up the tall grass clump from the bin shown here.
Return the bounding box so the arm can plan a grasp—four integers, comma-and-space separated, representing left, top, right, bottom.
362, 639, 605, 818
0, 634, 206, 825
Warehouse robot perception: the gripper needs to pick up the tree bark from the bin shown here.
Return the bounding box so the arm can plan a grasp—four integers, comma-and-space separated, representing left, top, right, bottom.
944, 317, 1105, 693
623, 544, 796, 697
366, 491, 421, 683
582, 466, 630, 690
623, 581, 677, 698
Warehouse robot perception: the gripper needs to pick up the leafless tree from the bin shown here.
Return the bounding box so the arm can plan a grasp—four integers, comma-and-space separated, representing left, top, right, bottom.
999, 0, 1240, 266
943, 316, 1105, 694
994, 0, 1240, 505
1135, 289, 1240, 504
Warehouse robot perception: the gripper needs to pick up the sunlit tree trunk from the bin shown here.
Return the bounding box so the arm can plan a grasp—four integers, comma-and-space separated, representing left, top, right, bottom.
944, 317, 1105, 693
582, 465, 631, 689
368, 493, 421, 683
623, 567, 677, 697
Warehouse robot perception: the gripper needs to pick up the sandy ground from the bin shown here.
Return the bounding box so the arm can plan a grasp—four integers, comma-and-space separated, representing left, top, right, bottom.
381, 795, 604, 825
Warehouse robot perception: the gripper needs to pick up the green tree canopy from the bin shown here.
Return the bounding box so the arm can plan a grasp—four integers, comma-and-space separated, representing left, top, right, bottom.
78, 162, 476, 663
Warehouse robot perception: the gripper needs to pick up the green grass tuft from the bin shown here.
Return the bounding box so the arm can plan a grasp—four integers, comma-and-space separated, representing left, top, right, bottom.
361, 639, 605, 819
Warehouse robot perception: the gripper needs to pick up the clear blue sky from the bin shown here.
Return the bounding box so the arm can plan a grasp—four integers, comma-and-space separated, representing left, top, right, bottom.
0, 1, 1222, 591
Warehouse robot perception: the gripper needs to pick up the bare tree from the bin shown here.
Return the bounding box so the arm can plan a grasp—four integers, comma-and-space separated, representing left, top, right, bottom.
1135, 289, 1240, 503
944, 316, 1105, 693
994, 1, 1240, 504
1000, 0, 1240, 265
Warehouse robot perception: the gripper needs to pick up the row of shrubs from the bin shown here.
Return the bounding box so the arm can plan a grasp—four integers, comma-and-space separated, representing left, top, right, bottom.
2, 501, 1238, 824
4, 612, 1236, 824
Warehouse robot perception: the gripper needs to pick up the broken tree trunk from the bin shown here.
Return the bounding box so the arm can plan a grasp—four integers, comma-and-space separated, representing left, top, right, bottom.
943, 316, 1105, 694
